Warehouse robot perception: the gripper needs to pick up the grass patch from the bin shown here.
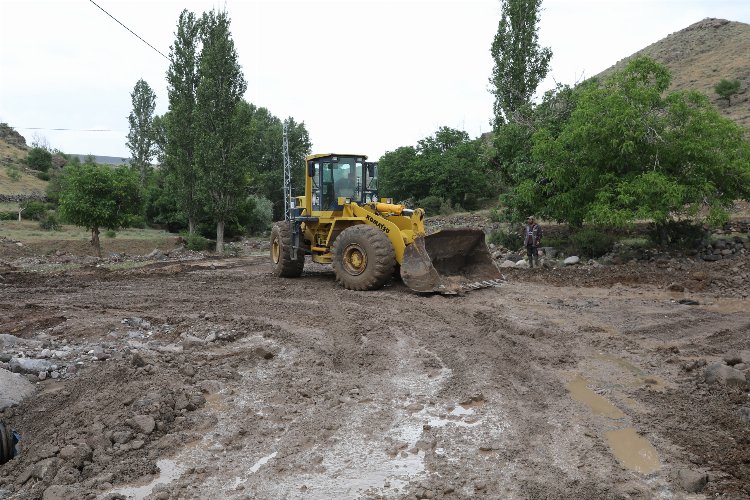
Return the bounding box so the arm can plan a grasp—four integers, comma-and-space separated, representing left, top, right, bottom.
0, 202, 20, 211
0, 220, 173, 242
0, 166, 48, 195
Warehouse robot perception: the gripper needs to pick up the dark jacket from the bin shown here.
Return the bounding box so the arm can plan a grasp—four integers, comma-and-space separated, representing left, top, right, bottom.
523, 223, 542, 246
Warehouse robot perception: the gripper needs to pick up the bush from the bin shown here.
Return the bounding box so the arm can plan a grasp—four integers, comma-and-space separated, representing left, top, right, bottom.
183, 232, 211, 251
20, 200, 48, 221
127, 215, 147, 229
36, 171, 51, 181
104, 229, 117, 238
488, 226, 521, 249
0, 211, 16, 221
241, 195, 273, 235
439, 199, 458, 216
26, 147, 53, 172
646, 220, 706, 250
570, 227, 615, 258
39, 213, 60, 231
6, 166, 21, 181
416, 195, 443, 216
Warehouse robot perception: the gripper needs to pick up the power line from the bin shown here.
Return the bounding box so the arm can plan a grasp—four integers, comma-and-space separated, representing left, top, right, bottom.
88, 0, 169, 61
14, 127, 117, 132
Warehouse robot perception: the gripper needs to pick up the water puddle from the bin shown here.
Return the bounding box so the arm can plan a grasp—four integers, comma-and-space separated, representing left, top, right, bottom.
104, 459, 184, 500
605, 428, 661, 474
566, 376, 625, 419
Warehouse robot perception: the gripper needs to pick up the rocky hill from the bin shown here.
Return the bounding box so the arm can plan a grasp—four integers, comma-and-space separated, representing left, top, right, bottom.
599, 18, 750, 131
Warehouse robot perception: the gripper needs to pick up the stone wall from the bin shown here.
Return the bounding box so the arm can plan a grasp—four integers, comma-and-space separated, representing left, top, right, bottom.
0, 192, 47, 203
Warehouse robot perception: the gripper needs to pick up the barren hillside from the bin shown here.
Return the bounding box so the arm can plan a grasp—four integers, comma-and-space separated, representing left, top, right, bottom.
600, 18, 750, 131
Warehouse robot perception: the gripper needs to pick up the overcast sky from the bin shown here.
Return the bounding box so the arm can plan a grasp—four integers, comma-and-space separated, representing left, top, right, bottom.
1, 0, 748, 161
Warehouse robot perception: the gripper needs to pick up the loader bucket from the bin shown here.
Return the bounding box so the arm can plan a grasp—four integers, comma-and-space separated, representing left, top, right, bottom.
400, 228, 503, 294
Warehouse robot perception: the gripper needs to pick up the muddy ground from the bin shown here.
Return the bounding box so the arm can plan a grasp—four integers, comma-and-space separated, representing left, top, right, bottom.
0, 237, 748, 499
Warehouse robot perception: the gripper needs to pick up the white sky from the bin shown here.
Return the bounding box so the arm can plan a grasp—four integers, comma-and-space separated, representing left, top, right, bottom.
1, 0, 748, 161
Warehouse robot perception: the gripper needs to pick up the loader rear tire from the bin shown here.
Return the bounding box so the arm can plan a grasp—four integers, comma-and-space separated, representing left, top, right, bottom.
271, 222, 304, 278
332, 225, 395, 291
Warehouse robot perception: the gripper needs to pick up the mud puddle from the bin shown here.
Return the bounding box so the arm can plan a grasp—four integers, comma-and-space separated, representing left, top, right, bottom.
566, 374, 662, 475
605, 428, 661, 474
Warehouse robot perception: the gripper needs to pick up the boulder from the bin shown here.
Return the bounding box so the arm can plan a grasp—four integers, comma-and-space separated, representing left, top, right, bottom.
499, 260, 516, 268
9, 357, 55, 375
704, 363, 746, 386
0, 367, 35, 410
541, 247, 557, 258
676, 469, 708, 493
128, 415, 155, 435
563, 256, 580, 266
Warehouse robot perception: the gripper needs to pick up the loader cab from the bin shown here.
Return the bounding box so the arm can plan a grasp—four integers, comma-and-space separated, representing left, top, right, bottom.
307, 154, 377, 211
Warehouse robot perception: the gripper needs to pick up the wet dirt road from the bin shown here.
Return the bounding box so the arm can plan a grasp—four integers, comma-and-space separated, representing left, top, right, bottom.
0, 254, 748, 499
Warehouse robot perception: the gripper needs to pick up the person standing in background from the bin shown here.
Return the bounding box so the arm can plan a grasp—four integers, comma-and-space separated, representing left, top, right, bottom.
523, 216, 542, 268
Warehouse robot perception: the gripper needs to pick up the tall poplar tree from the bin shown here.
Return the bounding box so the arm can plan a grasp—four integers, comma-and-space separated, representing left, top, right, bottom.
165, 9, 201, 234
489, 0, 552, 125
126, 78, 157, 185
195, 9, 249, 252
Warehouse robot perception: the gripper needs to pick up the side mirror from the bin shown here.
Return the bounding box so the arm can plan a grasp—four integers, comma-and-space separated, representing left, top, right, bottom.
307, 161, 315, 177
366, 162, 377, 177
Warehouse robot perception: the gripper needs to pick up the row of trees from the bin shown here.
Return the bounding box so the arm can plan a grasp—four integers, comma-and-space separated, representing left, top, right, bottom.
126, 9, 311, 252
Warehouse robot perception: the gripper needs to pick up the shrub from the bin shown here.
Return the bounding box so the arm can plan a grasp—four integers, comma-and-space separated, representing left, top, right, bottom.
488, 226, 522, 249
241, 195, 273, 235
104, 229, 117, 238
127, 215, 147, 229
646, 220, 706, 249
439, 199, 457, 216
570, 227, 615, 258
39, 213, 60, 231
6, 166, 21, 181
416, 195, 443, 216
26, 147, 53, 172
36, 171, 50, 181
183, 232, 211, 251
20, 200, 48, 221
0, 211, 16, 221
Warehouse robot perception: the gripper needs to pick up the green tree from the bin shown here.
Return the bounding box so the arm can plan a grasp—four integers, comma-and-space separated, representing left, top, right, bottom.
245, 110, 311, 220
714, 78, 741, 106
379, 127, 497, 210
26, 147, 53, 172
126, 79, 157, 184
58, 164, 142, 257
165, 9, 202, 235
489, 0, 552, 125
520, 57, 750, 228
195, 9, 249, 252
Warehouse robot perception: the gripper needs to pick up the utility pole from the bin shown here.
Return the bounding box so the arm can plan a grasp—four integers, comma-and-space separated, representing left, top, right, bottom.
282, 120, 292, 221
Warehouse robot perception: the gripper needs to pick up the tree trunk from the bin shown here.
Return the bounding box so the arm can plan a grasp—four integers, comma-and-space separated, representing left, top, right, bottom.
216, 220, 224, 253
91, 227, 102, 258
188, 217, 196, 236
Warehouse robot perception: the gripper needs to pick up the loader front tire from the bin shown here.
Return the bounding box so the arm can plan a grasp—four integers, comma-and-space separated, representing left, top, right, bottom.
332, 225, 395, 291
271, 221, 304, 277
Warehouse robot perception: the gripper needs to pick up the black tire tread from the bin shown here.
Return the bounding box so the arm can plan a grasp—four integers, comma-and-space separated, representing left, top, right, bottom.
332, 225, 396, 291
271, 222, 304, 278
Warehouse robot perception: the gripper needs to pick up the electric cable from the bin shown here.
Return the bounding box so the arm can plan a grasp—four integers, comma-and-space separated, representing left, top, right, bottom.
88, 0, 169, 61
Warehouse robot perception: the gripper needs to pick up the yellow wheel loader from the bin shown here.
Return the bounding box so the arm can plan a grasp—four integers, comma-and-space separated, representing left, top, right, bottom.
270, 153, 502, 294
